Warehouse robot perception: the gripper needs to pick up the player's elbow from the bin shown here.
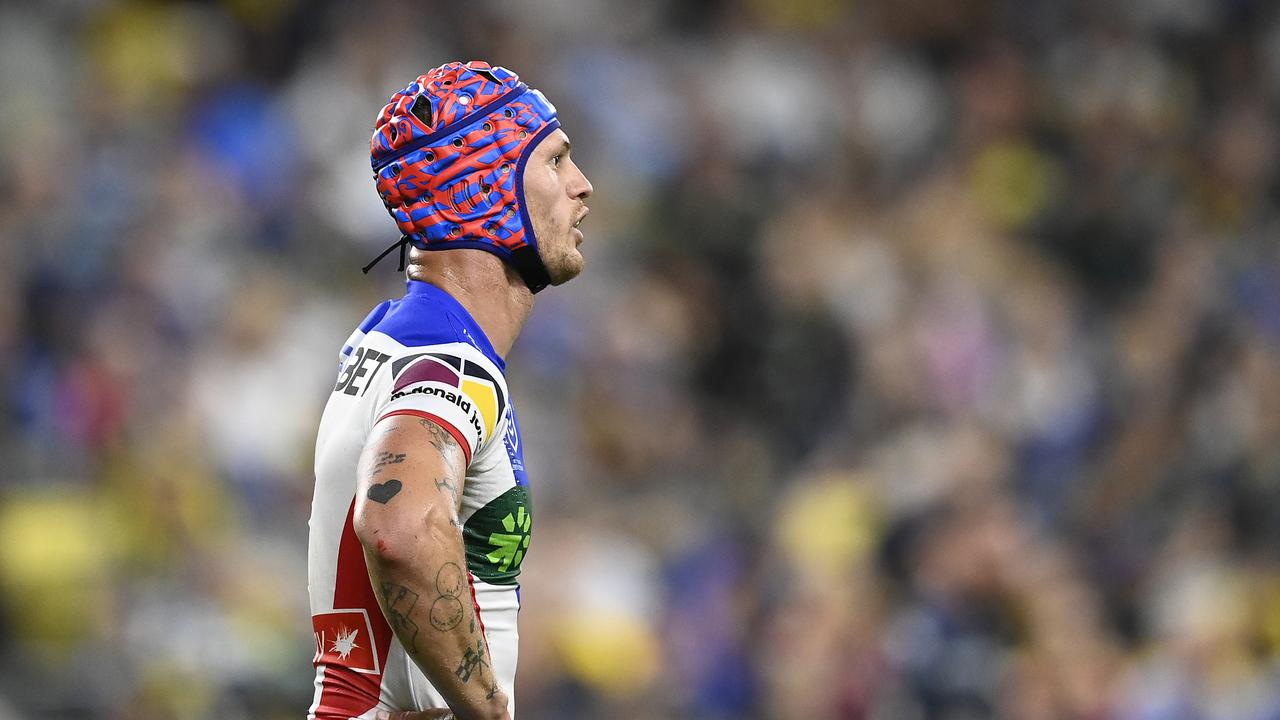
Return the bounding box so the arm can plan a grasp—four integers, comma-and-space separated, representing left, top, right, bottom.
354, 501, 457, 565
353, 509, 398, 563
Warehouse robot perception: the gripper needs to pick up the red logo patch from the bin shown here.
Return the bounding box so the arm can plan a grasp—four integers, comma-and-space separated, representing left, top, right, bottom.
312, 609, 380, 674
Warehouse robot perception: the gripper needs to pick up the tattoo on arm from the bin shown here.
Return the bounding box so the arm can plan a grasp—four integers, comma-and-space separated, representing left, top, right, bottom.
431, 565, 465, 631
429, 562, 466, 632
429, 594, 464, 632
435, 477, 459, 505
417, 418, 464, 475
367, 478, 403, 504
436, 563, 464, 595
435, 560, 491, 685
370, 451, 406, 476
380, 582, 422, 651
454, 638, 489, 683
363, 450, 407, 504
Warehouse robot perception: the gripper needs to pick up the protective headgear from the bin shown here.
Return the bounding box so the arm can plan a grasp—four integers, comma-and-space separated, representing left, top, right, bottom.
369, 60, 561, 293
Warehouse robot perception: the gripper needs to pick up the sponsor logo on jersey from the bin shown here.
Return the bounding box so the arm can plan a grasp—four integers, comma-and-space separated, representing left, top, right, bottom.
312, 609, 380, 674
334, 347, 391, 397
390, 354, 507, 445
463, 485, 533, 584
392, 384, 484, 441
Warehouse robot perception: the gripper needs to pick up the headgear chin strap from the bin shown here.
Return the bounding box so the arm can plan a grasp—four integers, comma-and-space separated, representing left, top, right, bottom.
367, 61, 560, 293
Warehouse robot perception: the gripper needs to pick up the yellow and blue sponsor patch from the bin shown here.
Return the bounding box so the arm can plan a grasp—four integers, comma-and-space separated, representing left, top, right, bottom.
391, 352, 507, 443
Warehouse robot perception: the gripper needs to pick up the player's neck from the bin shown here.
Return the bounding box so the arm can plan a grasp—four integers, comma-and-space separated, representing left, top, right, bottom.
406, 250, 534, 359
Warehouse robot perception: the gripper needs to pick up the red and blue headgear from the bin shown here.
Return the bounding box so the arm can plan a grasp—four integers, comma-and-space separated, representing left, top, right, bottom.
369, 61, 560, 292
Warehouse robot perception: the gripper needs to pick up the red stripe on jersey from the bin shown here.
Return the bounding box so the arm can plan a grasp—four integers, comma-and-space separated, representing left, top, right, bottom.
314, 501, 395, 718
376, 409, 473, 466
467, 571, 491, 656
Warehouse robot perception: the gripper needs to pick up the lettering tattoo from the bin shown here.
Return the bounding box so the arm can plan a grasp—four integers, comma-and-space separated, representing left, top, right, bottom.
370, 451, 406, 476
380, 582, 421, 651
454, 638, 489, 683
486, 680, 500, 700
430, 562, 466, 632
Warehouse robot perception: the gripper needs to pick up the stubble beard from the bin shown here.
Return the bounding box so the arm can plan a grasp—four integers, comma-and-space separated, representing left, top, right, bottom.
544, 241, 584, 285
530, 207, 584, 286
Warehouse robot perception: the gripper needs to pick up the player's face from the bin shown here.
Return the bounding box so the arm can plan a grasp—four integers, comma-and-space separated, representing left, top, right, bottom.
523, 129, 593, 286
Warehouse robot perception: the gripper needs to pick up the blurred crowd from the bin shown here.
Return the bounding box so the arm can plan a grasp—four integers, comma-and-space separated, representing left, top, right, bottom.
2, 0, 1280, 718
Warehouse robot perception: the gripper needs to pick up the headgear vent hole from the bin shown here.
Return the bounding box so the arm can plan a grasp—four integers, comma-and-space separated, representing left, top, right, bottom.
410, 94, 434, 127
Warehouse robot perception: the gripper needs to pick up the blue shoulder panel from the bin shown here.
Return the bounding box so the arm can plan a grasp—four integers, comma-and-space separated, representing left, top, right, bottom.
369, 280, 506, 371
358, 300, 393, 333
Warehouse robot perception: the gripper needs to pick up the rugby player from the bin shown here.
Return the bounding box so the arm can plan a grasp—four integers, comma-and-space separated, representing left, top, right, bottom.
307, 61, 592, 720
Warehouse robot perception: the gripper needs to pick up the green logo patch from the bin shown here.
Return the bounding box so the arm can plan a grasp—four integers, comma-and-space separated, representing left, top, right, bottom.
463, 486, 532, 584
486, 506, 531, 573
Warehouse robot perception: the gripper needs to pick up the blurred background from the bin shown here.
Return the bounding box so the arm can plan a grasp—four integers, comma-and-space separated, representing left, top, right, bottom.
2, 0, 1280, 718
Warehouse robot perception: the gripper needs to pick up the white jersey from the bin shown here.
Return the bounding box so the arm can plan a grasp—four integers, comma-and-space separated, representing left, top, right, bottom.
308, 280, 533, 719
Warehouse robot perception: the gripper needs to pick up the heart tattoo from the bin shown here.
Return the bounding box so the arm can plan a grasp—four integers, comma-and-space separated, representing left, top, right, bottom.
367, 479, 403, 504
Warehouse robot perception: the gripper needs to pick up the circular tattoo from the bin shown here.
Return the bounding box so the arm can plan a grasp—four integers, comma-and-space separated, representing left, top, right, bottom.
436, 562, 464, 598
429, 595, 465, 631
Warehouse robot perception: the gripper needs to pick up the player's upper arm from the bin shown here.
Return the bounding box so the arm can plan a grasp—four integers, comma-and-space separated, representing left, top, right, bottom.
352, 413, 467, 563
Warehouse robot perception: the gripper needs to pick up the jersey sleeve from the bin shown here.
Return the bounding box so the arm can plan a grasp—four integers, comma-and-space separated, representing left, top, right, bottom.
375, 347, 508, 467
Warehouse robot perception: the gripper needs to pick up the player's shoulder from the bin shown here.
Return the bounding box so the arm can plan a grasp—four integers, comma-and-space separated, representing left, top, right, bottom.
383, 343, 506, 398
375, 341, 510, 461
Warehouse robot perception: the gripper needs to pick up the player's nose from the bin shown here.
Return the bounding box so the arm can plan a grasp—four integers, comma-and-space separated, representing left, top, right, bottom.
569, 164, 593, 201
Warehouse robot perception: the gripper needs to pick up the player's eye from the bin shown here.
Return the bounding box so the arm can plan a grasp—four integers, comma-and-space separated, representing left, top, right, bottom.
551, 153, 563, 168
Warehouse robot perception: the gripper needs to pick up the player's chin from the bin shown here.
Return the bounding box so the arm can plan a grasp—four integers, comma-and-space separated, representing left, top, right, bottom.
546, 250, 585, 286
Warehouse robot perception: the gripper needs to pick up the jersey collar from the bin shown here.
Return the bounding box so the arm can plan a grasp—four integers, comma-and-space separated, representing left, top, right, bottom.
405, 280, 506, 371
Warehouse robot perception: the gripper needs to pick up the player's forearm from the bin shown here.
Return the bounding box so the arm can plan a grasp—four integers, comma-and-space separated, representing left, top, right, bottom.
362, 517, 509, 720
354, 417, 510, 720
